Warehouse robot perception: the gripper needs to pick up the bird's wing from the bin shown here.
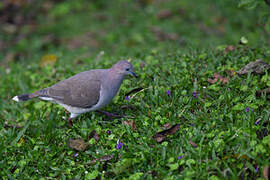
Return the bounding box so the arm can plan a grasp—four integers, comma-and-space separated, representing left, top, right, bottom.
36, 71, 102, 108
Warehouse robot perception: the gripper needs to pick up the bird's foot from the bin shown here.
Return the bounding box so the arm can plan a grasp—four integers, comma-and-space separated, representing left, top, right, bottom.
68, 118, 73, 127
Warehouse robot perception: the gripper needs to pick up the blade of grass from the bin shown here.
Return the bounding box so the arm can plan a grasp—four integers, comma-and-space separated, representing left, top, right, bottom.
11, 120, 30, 145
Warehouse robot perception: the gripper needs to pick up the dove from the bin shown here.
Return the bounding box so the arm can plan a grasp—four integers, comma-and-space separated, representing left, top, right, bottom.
12, 60, 137, 126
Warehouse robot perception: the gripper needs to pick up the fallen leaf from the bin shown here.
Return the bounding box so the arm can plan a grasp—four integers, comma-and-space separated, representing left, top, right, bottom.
67, 138, 87, 151
237, 59, 269, 75
65, 32, 100, 50
90, 155, 114, 165
148, 110, 152, 118
123, 120, 137, 131
150, 26, 179, 41
256, 87, 270, 97
225, 45, 235, 53
157, 9, 173, 19
188, 140, 197, 148
120, 105, 136, 110
2, 23, 17, 34
263, 165, 269, 180
40, 54, 58, 67
125, 87, 144, 97
163, 123, 171, 129
140, 62, 146, 70
4, 121, 23, 129
223, 154, 250, 160
89, 130, 99, 142
152, 124, 180, 143
138, 0, 154, 6
226, 68, 237, 77
207, 72, 229, 84
17, 137, 25, 147
125, 87, 150, 100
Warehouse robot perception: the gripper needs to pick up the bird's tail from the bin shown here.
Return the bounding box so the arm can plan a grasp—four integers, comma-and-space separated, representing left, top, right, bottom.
12, 93, 38, 102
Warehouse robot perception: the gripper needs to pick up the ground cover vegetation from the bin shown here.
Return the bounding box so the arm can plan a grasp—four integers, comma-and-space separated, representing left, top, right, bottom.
0, 0, 270, 179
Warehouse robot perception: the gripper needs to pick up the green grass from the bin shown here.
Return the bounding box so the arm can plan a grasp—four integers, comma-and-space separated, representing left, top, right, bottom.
0, 0, 270, 179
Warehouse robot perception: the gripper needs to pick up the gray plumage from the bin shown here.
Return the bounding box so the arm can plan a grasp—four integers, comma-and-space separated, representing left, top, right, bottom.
12, 60, 137, 121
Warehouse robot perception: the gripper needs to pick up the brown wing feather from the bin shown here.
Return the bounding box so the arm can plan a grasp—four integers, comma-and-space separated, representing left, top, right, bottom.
36, 71, 101, 108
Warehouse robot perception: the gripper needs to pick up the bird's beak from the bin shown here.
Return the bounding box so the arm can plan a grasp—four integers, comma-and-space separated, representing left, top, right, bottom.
129, 71, 138, 78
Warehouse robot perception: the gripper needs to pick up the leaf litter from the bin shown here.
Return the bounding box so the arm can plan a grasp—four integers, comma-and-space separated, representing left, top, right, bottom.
152, 124, 180, 143
67, 138, 87, 151
88, 130, 100, 142
123, 120, 137, 131
237, 59, 269, 75
207, 72, 229, 84
90, 155, 114, 165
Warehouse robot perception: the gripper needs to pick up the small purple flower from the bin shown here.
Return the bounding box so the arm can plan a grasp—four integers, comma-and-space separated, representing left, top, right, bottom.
178, 155, 184, 160
245, 107, 250, 112
106, 130, 111, 135
254, 119, 260, 125
255, 166, 259, 173
73, 153, 79, 157
116, 142, 123, 149
192, 92, 199, 98
166, 90, 171, 96
125, 96, 130, 101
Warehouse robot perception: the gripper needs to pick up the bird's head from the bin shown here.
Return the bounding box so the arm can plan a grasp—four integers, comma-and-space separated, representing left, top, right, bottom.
112, 60, 137, 78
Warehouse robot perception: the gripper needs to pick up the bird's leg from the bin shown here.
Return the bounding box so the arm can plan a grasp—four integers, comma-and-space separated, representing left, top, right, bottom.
96, 110, 123, 118
68, 117, 73, 127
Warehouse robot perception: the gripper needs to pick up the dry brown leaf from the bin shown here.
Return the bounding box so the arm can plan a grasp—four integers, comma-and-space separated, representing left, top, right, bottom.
140, 62, 146, 70
157, 9, 173, 19
148, 110, 152, 118
263, 165, 269, 180
256, 87, 270, 97
188, 140, 198, 148
120, 105, 136, 110
163, 123, 171, 129
223, 154, 250, 160
150, 26, 179, 41
226, 68, 237, 77
123, 120, 137, 131
66, 32, 100, 50
4, 122, 23, 129
89, 130, 99, 142
90, 155, 114, 165
224, 45, 235, 53
152, 124, 180, 143
237, 59, 269, 75
207, 72, 229, 84
67, 138, 87, 151
40, 54, 58, 67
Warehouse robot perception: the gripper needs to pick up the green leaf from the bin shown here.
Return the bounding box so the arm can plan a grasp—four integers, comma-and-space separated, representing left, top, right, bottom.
85, 170, 99, 180
127, 172, 143, 180
169, 163, 179, 171
186, 159, 196, 166
232, 103, 245, 111
238, 0, 258, 9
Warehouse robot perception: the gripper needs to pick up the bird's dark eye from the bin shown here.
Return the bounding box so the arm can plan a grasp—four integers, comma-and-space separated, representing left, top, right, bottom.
125, 68, 130, 71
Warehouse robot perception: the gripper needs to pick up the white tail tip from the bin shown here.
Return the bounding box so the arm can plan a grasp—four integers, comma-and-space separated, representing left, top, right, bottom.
12, 96, 19, 102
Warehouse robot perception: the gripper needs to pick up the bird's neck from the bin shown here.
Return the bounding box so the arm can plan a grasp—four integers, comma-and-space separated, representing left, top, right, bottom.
106, 69, 124, 89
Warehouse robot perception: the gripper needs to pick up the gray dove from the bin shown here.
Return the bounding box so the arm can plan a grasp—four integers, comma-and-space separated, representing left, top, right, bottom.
12, 60, 137, 125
